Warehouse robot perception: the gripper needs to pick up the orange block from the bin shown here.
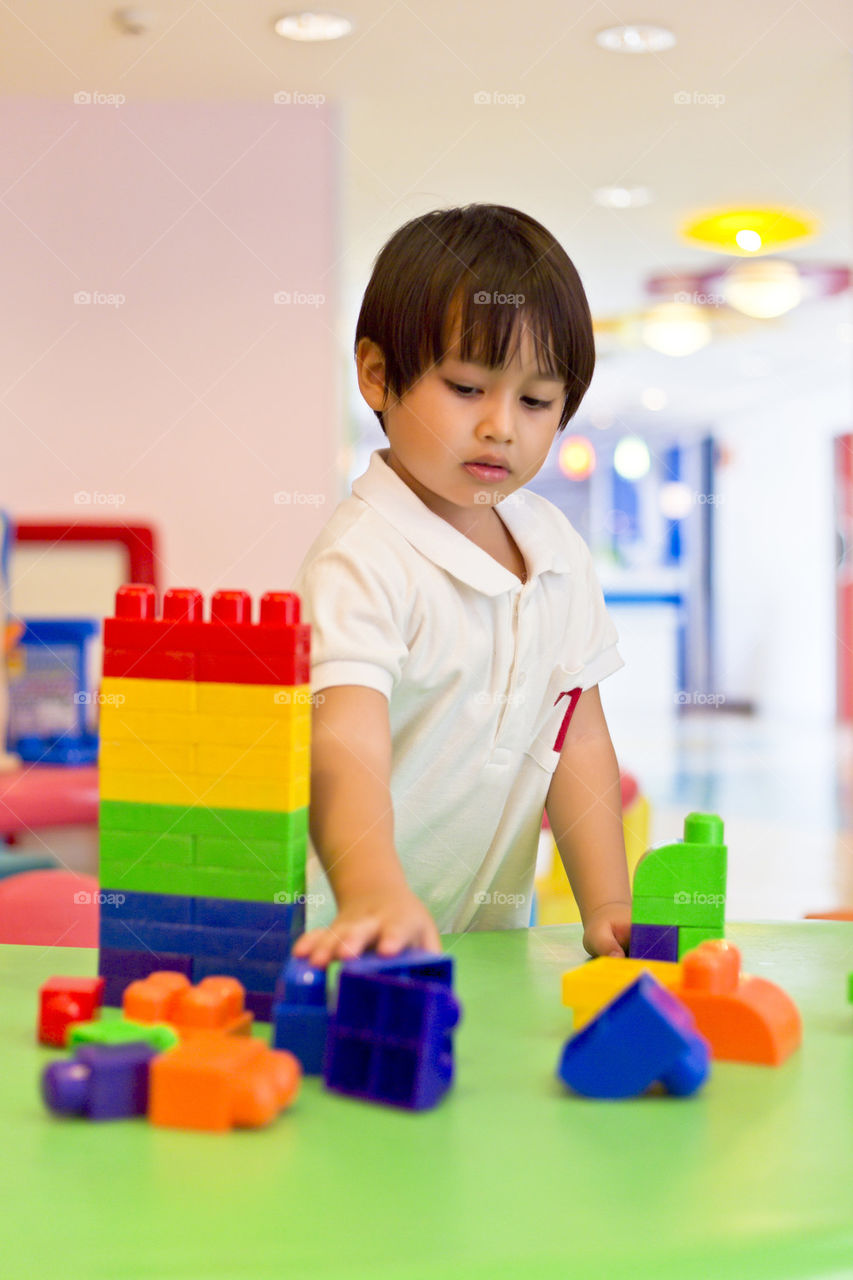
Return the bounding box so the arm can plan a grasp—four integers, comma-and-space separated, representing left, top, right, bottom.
123, 972, 253, 1038
148, 1036, 301, 1131
673, 939, 801, 1065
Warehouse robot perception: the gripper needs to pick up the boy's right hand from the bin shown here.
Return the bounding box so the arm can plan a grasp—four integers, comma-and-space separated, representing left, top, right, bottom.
291, 886, 442, 969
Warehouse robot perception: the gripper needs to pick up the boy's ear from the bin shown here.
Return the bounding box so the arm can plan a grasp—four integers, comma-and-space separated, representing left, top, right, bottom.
355, 338, 389, 412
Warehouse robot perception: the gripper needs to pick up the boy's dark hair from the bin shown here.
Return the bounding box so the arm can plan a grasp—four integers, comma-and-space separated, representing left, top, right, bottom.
354, 203, 595, 435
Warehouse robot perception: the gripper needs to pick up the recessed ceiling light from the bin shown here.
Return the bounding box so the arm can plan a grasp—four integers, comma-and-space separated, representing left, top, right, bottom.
274, 12, 353, 41
595, 24, 676, 54
594, 186, 652, 209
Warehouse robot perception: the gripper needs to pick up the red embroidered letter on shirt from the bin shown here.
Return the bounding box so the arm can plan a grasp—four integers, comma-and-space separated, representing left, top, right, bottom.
553, 687, 582, 753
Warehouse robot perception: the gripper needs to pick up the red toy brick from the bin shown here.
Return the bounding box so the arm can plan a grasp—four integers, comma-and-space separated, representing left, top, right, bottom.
38, 976, 106, 1047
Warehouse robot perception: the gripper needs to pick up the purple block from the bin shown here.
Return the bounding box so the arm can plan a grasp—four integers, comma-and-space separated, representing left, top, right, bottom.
42, 1042, 160, 1120
556, 972, 710, 1099
629, 923, 679, 962
98, 946, 193, 1006
324, 970, 461, 1110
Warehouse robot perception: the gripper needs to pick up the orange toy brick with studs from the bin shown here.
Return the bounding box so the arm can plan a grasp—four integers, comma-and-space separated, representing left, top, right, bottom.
123, 971, 253, 1039
148, 1035, 300, 1131
672, 939, 801, 1065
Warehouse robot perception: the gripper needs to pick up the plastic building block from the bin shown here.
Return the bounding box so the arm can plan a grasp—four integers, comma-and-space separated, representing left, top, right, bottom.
98, 947, 193, 1006
629, 923, 679, 962
123, 972, 253, 1038
271, 958, 329, 1073
69, 1017, 179, 1052
339, 948, 454, 987
42, 1042, 159, 1120
673, 940, 801, 1065
631, 812, 727, 939
38, 976, 105, 1047
677, 926, 725, 957
324, 969, 461, 1110
148, 1036, 301, 1131
556, 972, 711, 1099
561, 956, 682, 1030
99, 799, 307, 842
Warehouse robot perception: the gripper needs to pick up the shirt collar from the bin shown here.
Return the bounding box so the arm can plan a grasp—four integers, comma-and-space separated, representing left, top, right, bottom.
351, 448, 573, 597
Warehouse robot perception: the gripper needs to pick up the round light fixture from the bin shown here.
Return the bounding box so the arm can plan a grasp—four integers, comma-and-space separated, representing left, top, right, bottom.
274, 11, 353, 40
722, 259, 803, 318
680, 207, 818, 256
595, 24, 676, 53
614, 436, 651, 481
641, 303, 712, 357
558, 435, 596, 481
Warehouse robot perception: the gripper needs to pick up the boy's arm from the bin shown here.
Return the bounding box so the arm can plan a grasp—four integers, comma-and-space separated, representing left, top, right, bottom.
544, 684, 632, 957
292, 684, 441, 968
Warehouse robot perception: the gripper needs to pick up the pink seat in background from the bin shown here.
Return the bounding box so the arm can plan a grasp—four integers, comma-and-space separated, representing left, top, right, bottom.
0, 870, 99, 946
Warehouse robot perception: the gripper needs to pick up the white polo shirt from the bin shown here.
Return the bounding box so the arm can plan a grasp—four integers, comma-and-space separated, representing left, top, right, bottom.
292, 447, 624, 934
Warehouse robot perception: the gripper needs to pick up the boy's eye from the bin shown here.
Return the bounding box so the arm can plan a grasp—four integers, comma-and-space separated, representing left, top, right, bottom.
446, 381, 554, 410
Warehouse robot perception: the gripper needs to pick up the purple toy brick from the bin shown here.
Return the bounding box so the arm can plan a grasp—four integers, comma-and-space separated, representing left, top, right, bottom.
629, 922, 679, 962
98, 947, 193, 1006
340, 948, 453, 988
41, 1041, 160, 1119
324, 970, 461, 1110
556, 972, 710, 1099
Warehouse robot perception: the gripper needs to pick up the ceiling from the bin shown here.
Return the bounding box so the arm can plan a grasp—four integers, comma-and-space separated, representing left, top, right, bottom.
2, 0, 851, 430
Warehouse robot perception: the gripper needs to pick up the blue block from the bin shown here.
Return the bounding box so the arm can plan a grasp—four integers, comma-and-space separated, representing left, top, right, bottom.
42, 1042, 159, 1120
99, 889, 194, 925
272, 1005, 329, 1074
193, 895, 305, 934
99, 917, 299, 964
324, 970, 461, 1110
192, 954, 281, 993
275, 957, 327, 1006
629, 923, 679, 962
556, 972, 710, 1099
340, 948, 453, 988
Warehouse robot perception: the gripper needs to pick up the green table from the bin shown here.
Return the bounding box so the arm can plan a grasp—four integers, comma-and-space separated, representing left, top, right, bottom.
3, 924, 853, 1280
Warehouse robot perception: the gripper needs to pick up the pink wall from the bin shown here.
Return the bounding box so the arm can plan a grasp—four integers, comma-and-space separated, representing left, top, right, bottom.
0, 98, 340, 601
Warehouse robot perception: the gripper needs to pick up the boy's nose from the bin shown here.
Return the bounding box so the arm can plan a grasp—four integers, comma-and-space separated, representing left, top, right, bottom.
477, 397, 514, 440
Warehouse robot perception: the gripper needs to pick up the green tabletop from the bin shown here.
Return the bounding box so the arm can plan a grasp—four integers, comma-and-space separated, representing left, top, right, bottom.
3, 923, 853, 1280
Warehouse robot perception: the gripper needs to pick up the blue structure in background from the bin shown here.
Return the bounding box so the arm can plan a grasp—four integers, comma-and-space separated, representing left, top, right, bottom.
7, 618, 100, 763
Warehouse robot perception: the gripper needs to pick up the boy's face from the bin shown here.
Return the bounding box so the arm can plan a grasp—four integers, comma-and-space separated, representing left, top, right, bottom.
356, 312, 567, 535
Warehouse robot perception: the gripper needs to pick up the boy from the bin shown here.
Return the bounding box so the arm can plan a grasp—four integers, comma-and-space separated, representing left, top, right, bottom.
291, 203, 631, 968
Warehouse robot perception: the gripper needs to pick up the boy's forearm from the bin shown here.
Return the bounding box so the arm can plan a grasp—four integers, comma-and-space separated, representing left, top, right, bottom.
309, 743, 408, 904
545, 731, 631, 921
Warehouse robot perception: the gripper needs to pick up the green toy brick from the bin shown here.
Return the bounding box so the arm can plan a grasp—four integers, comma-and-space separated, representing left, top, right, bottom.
97, 858, 304, 903
632, 845, 727, 899
99, 799, 308, 843
194, 834, 299, 871
99, 828, 194, 867
69, 1019, 178, 1052
677, 925, 725, 958
632, 894, 725, 928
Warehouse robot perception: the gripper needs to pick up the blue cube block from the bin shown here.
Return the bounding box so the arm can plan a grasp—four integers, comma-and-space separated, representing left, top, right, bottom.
629, 922, 679, 962
340, 948, 453, 988
556, 972, 710, 1099
324, 970, 461, 1110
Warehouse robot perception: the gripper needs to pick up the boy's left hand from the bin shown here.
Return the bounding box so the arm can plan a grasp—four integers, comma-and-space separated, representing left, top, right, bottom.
582, 901, 632, 959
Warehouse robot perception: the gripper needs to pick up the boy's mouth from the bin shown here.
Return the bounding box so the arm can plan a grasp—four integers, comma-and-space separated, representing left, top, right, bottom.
463, 458, 510, 481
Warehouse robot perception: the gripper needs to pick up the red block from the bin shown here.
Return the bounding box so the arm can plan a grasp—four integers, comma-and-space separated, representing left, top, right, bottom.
102, 586, 309, 686
38, 976, 106, 1047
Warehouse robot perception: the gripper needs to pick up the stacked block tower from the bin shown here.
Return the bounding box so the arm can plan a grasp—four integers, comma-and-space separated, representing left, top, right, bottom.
629, 812, 727, 963
97, 585, 310, 1019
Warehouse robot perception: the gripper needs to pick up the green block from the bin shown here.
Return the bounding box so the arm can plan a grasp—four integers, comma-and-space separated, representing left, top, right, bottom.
96, 858, 305, 903
677, 925, 725, 958
99, 799, 308, 843
99, 828, 194, 867
194, 834, 301, 872
633, 844, 727, 899
632, 892, 725, 928
69, 1019, 178, 1051
683, 812, 725, 845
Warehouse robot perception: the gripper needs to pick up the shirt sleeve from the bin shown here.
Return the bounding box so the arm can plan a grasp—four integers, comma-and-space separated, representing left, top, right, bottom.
576, 541, 625, 690
293, 543, 409, 699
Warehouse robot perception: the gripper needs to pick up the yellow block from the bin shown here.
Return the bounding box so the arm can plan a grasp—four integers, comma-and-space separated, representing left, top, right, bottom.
100, 677, 312, 721
561, 955, 682, 1029
535, 793, 652, 926
99, 768, 308, 812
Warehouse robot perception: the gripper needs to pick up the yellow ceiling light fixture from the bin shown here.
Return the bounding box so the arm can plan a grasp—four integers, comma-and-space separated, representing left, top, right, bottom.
641, 302, 713, 357
721, 259, 804, 318
680, 207, 818, 256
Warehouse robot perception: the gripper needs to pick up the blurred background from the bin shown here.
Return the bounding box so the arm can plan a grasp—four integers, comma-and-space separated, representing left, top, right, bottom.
0, 1, 851, 922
